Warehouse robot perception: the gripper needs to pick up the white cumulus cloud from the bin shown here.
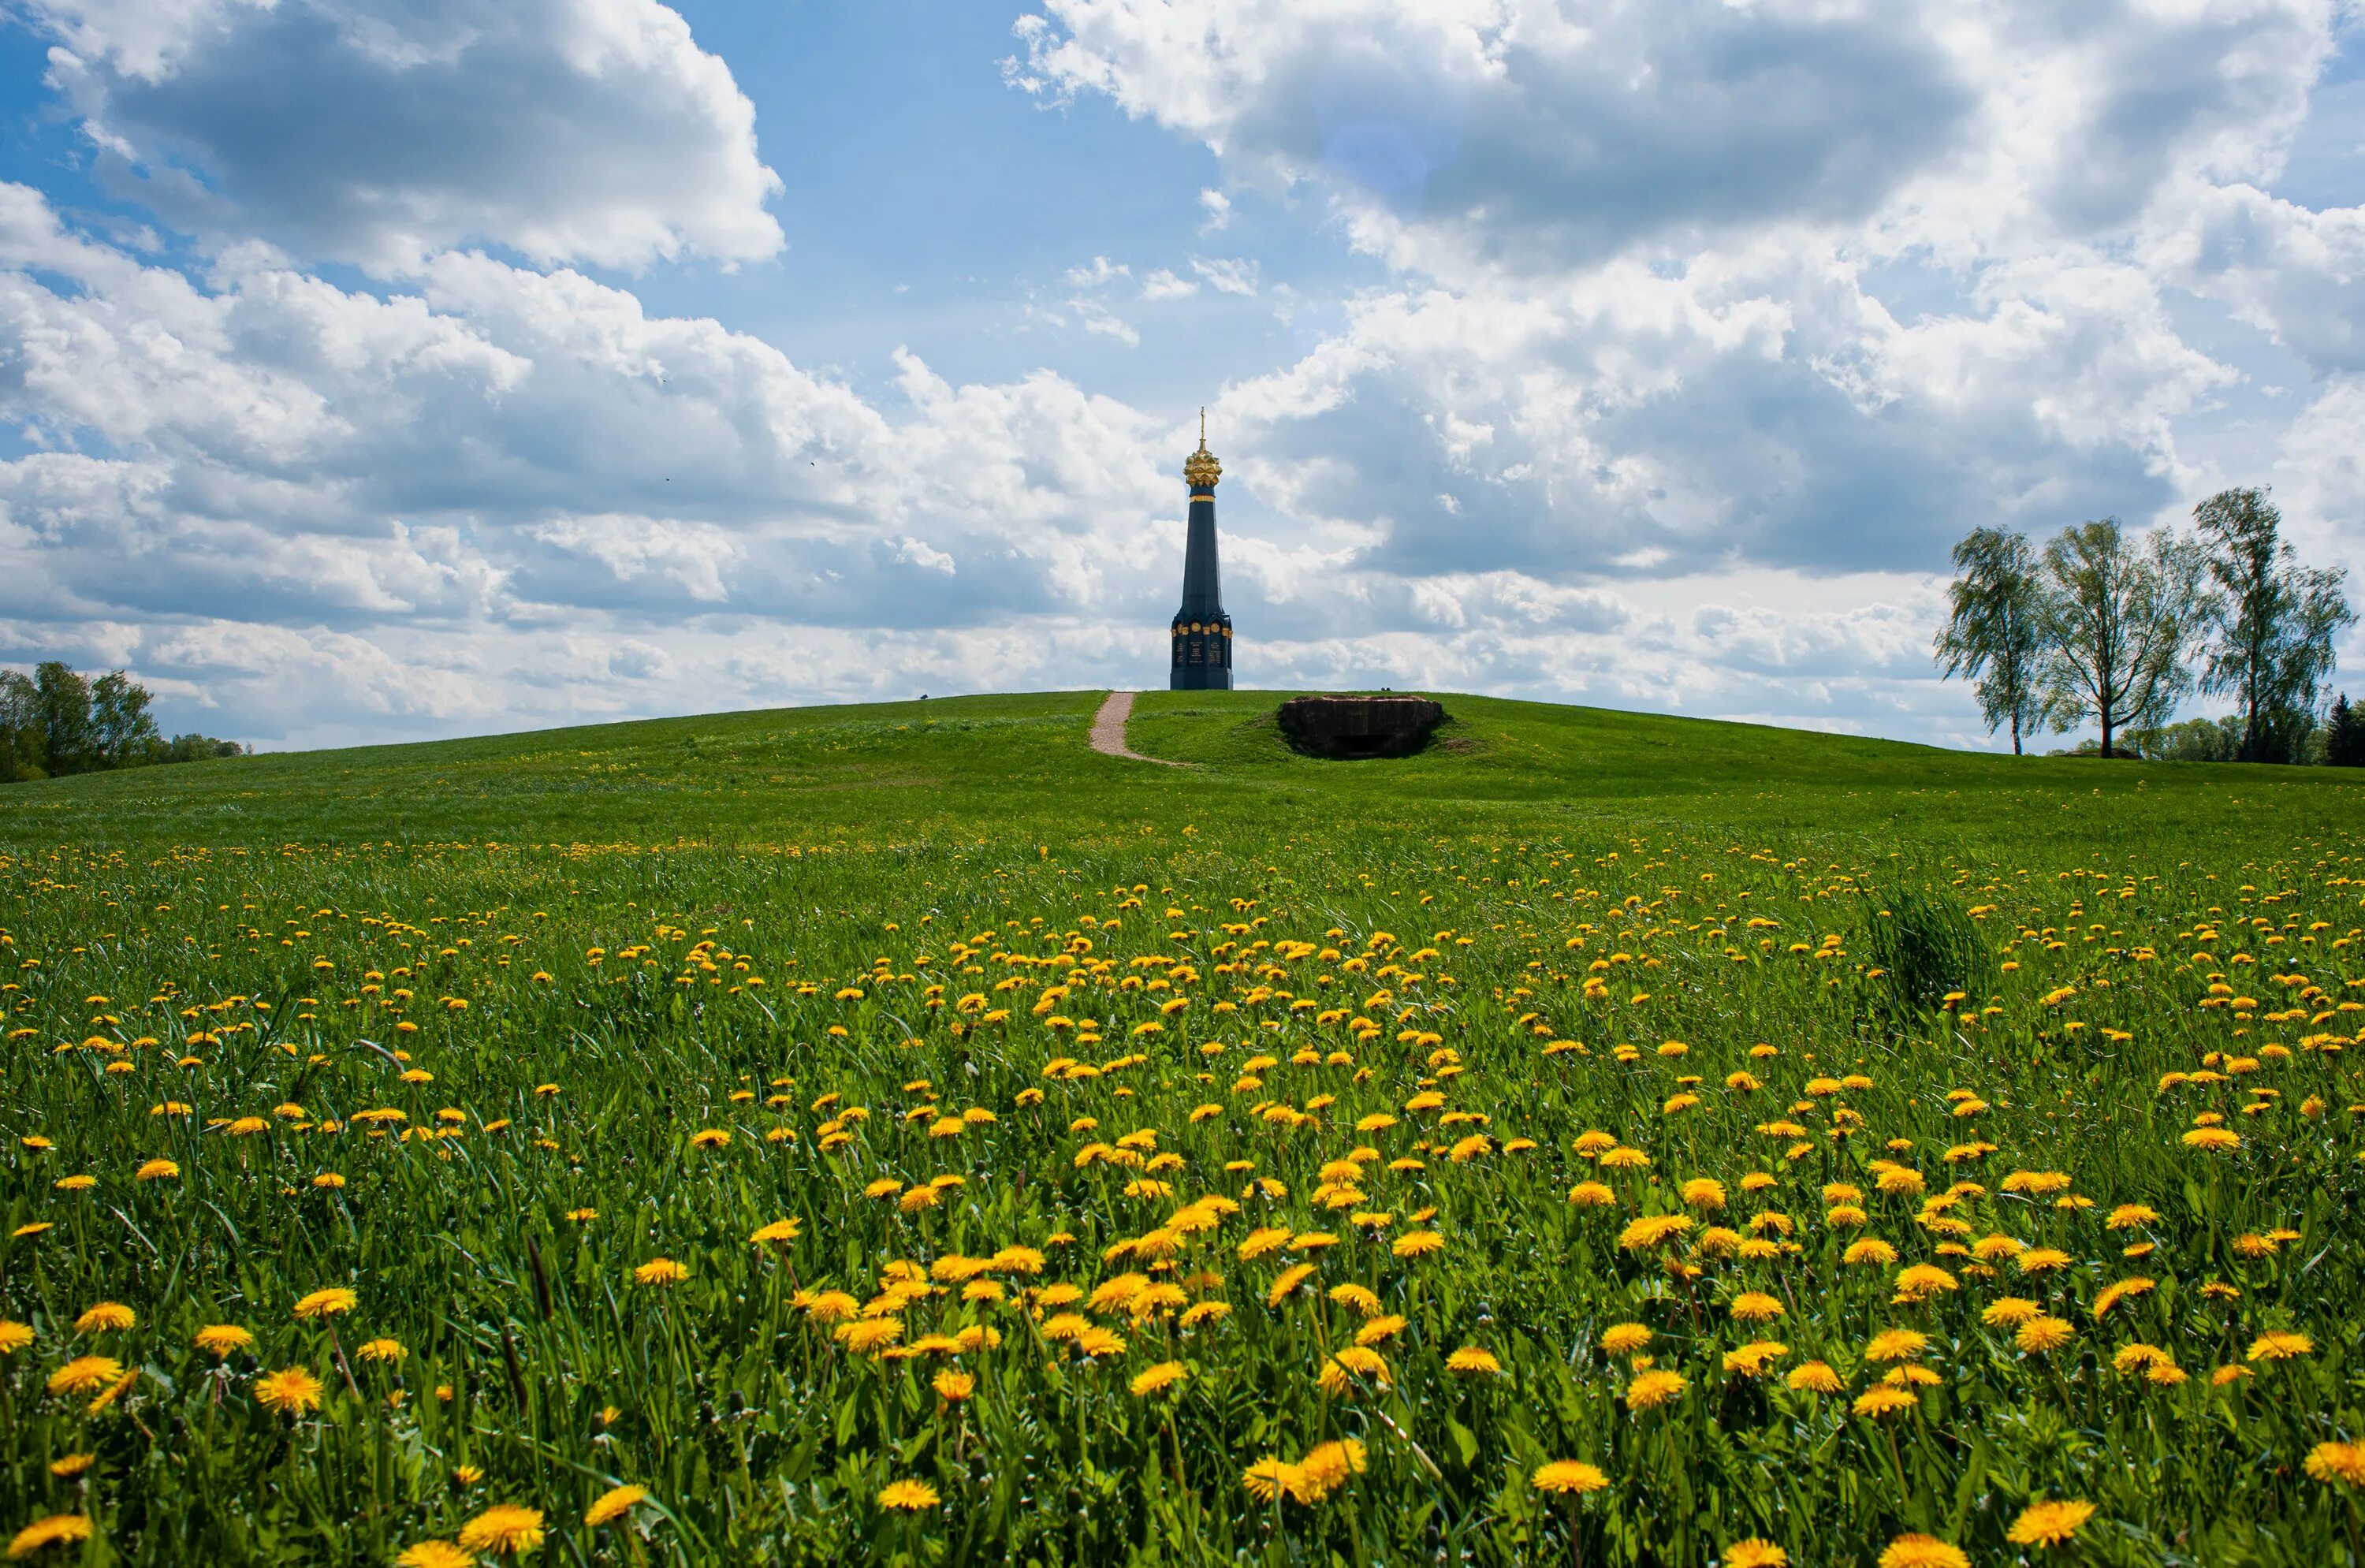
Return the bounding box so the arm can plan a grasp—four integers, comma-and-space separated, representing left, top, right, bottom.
28, 0, 784, 270
1140, 267, 1198, 300
1189, 254, 1259, 295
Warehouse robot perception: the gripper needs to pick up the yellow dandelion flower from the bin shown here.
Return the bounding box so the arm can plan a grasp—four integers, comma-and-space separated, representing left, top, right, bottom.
46, 1356, 125, 1397
584, 1485, 650, 1527
1890, 1264, 1957, 1302
799, 1291, 858, 1323
1722, 1340, 1790, 1377
253, 1367, 325, 1414
2306, 1441, 2365, 1488
835, 1319, 903, 1353
877, 1480, 939, 1511
1981, 1297, 2040, 1328
1600, 1323, 1653, 1356
1853, 1385, 1920, 1419
73, 1302, 134, 1335
1266, 1263, 1318, 1308
1242, 1458, 1302, 1504
1878, 1536, 1969, 1568
1294, 1440, 1366, 1500
2006, 1499, 2096, 1547
1864, 1329, 1928, 1364
6, 1515, 95, 1560
1238, 1227, 1291, 1261
1130, 1361, 1189, 1397
456, 1504, 546, 1556
1617, 1213, 1693, 1252
2016, 1316, 2074, 1354
1787, 1361, 1845, 1395
80, 1366, 132, 1416
1626, 1369, 1687, 1411
1680, 1178, 1726, 1211
1530, 1460, 1608, 1495
1317, 1346, 1391, 1395
1074, 1327, 1126, 1358
292, 1287, 358, 1320
392, 1543, 474, 1568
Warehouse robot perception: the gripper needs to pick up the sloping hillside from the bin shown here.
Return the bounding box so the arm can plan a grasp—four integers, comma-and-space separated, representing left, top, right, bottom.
2, 688, 2353, 851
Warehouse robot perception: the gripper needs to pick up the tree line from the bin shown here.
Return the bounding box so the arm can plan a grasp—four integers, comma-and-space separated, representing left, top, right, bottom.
1935, 487, 2360, 765
1, 662, 246, 783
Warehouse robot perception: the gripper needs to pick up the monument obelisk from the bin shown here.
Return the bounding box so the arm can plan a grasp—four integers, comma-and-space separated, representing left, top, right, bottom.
1169, 411, 1233, 690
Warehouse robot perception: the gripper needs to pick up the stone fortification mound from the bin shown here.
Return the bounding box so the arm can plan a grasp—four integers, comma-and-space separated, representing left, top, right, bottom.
1275, 695, 1446, 759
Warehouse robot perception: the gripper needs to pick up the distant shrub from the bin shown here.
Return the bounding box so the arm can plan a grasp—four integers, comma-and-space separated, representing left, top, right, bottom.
2124, 715, 2244, 762
1857, 884, 1995, 1022
2326, 694, 2363, 768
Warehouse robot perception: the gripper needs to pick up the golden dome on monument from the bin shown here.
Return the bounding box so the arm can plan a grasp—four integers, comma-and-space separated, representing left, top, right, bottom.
1183, 407, 1220, 490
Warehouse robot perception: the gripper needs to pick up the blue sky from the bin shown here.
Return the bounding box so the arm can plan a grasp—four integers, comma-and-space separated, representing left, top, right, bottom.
0, 0, 2359, 751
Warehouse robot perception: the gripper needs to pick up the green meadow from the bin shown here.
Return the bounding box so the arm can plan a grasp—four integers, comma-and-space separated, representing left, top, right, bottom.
3, 691, 2362, 1566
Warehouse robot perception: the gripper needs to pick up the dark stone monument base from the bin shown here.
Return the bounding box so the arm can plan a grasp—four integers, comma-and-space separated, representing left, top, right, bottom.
1276, 695, 1446, 758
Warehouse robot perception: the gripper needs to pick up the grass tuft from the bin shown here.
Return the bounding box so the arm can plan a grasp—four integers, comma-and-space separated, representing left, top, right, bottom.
1856, 883, 1998, 1023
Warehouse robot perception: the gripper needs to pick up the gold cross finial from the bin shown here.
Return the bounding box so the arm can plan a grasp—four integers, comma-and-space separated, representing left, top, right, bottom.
1198, 406, 1205, 448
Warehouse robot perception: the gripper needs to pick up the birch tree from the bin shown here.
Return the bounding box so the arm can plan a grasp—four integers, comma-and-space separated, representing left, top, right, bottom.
1934, 527, 2050, 754
2039, 520, 2203, 758
2192, 487, 2355, 763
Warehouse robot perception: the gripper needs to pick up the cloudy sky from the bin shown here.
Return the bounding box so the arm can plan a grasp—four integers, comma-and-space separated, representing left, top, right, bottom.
1, 0, 2360, 751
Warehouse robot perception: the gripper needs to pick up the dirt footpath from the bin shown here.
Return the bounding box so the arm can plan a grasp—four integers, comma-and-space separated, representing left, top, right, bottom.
1088, 691, 1182, 765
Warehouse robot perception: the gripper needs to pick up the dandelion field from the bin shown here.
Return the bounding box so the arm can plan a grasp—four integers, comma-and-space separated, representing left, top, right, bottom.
5, 691, 2364, 1566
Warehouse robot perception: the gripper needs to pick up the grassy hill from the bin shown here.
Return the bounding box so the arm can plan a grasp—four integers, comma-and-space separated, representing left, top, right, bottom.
3, 687, 2353, 854
6, 688, 2365, 1563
